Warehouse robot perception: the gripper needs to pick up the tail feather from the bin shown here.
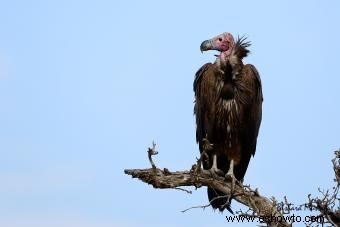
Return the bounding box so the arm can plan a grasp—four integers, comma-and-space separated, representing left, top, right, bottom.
207, 187, 233, 213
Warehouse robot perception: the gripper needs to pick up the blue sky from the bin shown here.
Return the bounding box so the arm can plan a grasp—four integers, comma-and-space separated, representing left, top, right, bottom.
0, 0, 339, 226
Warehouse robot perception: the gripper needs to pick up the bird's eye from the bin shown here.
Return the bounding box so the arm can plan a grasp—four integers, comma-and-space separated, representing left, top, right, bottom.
218, 38, 223, 42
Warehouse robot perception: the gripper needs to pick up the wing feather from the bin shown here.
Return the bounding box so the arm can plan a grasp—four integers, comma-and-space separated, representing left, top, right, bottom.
240, 64, 263, 156
193, 63, 217, 152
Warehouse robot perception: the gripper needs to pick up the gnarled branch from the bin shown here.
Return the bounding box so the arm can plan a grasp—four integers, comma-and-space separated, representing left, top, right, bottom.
305, 150, 340, 226
124, 144, 290, 227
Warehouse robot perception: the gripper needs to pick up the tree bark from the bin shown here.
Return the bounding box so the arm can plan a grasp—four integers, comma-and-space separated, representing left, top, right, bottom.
124, 167, 291, 227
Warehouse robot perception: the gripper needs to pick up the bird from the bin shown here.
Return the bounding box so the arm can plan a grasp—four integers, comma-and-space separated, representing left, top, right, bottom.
193, 32, 263, 212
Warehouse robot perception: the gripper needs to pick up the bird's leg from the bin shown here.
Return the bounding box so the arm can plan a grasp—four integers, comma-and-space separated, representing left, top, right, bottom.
225, 159, 237, 197
209, 154, 224, 176
211, 154, 218, 172
218, 159, 237, 213
201, 136, 223, 176
226, 159, 235, 178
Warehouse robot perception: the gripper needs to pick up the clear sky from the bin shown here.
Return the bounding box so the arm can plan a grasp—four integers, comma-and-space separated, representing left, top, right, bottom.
0, 0, 339, 227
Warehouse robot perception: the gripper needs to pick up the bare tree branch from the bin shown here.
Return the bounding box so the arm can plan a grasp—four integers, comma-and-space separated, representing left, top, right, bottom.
125, 145, 340, 226
305, 150, 340, 226
124, 144, 290, 227
147, 141, 158, 169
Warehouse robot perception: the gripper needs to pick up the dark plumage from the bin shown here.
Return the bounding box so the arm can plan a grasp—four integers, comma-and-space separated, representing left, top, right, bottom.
194, 33, 263, 211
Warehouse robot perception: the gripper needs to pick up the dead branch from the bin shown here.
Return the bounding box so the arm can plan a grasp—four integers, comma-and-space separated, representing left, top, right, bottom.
124, 167, 290, 226
124, 144, 290, 227
305, 150, 340, 226
147, 141, 158, 169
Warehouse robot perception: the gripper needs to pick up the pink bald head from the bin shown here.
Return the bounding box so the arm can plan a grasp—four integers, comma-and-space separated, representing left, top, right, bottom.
200, 32, 235, 55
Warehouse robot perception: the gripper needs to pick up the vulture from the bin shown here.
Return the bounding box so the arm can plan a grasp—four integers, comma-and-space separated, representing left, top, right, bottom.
193, 32, 263, 212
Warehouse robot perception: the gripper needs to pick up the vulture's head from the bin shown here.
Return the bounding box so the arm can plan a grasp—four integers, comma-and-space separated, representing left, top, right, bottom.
200, 32, 235, 55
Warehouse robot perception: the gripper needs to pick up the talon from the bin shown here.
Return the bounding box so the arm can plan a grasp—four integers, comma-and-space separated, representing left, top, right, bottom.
208, 169, 220, 178
210, 167, 224, 177
208, 154, 224, 177
225, 172, 236, 182
225, 173, 236, 193
223, 159, 238, 213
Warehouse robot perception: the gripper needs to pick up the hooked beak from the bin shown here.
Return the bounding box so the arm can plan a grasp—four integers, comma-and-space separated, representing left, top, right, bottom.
200, 39, 213, 52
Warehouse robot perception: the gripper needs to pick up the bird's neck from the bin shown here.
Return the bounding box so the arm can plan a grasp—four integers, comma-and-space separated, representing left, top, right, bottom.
216, 47, 243, 79
215, 48, 233, 69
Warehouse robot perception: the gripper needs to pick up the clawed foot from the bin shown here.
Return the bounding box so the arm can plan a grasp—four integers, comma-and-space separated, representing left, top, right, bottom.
222, 172, 238, 214
225, 172, 236, 182
225, 172, 237, 191
209, 166, 224, 178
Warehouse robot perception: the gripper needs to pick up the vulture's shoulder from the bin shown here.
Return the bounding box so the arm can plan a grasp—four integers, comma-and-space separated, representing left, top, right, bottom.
243, 64, 263, 102
243, 64, 261, 86
193, 63, 215, 93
